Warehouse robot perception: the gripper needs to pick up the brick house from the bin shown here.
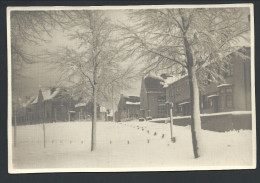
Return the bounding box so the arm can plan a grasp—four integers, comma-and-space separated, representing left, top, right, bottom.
24, 87, 75, 124
165, 47, 251, 116
117, 94, 140, 121
140, 75, 167, 119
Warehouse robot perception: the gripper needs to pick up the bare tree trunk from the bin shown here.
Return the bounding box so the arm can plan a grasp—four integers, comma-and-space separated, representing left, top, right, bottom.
183, 34, 201, 158
112, 85, 115, 122
91, 86, 97, 151
187, 67, 202, 158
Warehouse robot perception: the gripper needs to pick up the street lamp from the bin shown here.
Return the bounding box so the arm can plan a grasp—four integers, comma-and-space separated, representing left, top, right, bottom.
165, 102, 176, 143
161, 74, 176, 143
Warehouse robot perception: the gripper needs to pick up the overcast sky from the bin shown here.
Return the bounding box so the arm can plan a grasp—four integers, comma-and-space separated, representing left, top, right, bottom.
12, 7, 251, 100
13, 10, 142, 99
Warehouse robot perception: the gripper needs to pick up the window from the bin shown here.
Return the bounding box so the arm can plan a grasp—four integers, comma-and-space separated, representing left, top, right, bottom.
157, 95, 166, 102
226, 95, 233, 107
158, 105, 166, 115
219, 95, 225, 108
226, 88, 233, 93
202, 95, 207, 109
224, 63, 234, 77
219, 86, 233, 108
171, 87, 175, 97
225, 87, 233, 108
208, 98, 213, 108
176, 103, 182, 113
207, 74, 211, 85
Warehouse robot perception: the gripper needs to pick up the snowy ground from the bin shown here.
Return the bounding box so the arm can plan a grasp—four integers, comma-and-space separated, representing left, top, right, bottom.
10, 121, 254, 172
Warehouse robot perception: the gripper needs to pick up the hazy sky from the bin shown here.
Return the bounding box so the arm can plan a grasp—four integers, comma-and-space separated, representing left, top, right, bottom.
13, 10, 142, 99
12, 7, 250, 100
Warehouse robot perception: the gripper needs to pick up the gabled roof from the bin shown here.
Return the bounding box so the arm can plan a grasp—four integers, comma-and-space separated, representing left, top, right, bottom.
31, 87, 62, 104
42, 88, 61, 101
144, 74, 165, 81
163, 46, 251, 88
22, 96, 36, 107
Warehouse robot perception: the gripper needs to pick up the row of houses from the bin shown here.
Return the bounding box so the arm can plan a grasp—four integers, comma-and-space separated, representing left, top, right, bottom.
139, 47, 251, 119
13, 87, 112, 125
14, 47, 252, 128
116, 47, 252, 129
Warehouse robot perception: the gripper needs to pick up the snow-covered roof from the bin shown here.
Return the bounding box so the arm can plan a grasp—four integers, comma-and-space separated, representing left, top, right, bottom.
144, 74, 165, 81
121, 94, 129, 99
42, 88, 61, 101
158, 103, 166, 106
163, 74, 188, 88
31, 96, 38, 104
31, 88, 62, 104
207, 94, 219, 98
178, 101, 190, 105
75, 103, 87, 108
100, 106, 107, 112
23, 96, 37, 107
217, 84, 233, 88
126, 101, 140, 105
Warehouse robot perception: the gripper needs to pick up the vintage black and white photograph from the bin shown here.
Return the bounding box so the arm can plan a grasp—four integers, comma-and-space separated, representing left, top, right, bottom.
7, 4, 256, 173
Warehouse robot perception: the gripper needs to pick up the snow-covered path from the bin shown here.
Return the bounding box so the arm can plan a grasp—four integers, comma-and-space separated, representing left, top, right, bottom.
11, 121, 253, 171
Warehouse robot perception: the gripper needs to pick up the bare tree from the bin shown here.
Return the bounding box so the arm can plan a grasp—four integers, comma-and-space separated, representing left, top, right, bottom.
10, 11, 66, 98
119, 8, 250, 158
50, 10, 137, 151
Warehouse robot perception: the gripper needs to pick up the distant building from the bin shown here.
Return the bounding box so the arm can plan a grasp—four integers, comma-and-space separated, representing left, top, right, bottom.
74, 101, 107, 121
140, 75, 167, 119
117, 94, 140, 121
16, 87, 76, 125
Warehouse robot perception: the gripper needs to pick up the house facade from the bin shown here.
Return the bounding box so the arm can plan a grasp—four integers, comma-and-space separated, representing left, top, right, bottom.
74, 101, 107, 121
117, 94, 140, 121
15, 87, 76, 125
166, 47, 251, 116
140, 75, 167, 119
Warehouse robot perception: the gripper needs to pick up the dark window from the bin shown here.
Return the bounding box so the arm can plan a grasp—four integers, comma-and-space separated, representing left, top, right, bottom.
207, 74, 211, 85
157, 95, 166, 102
226, 95, 233, 107
208, 98, 213, 108
219, 95, 225, 108
176, 103, 182, 113
226, 88, 233, 93
225, 87, 233, 108
224, 63, 233, 77
220, 88, 225, 94
158, 105, 166, 115
201, 95, 207, 109
219, 86, 233, 108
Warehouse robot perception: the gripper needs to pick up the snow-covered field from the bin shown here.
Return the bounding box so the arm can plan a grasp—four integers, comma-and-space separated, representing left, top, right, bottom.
10, 121, 254, 172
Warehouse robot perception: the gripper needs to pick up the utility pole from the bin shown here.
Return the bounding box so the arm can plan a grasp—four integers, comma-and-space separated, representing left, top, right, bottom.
169, 102, 175, 143
163, 75, 175, 143
43, 100, 46, 149
112, 85, 115, 122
